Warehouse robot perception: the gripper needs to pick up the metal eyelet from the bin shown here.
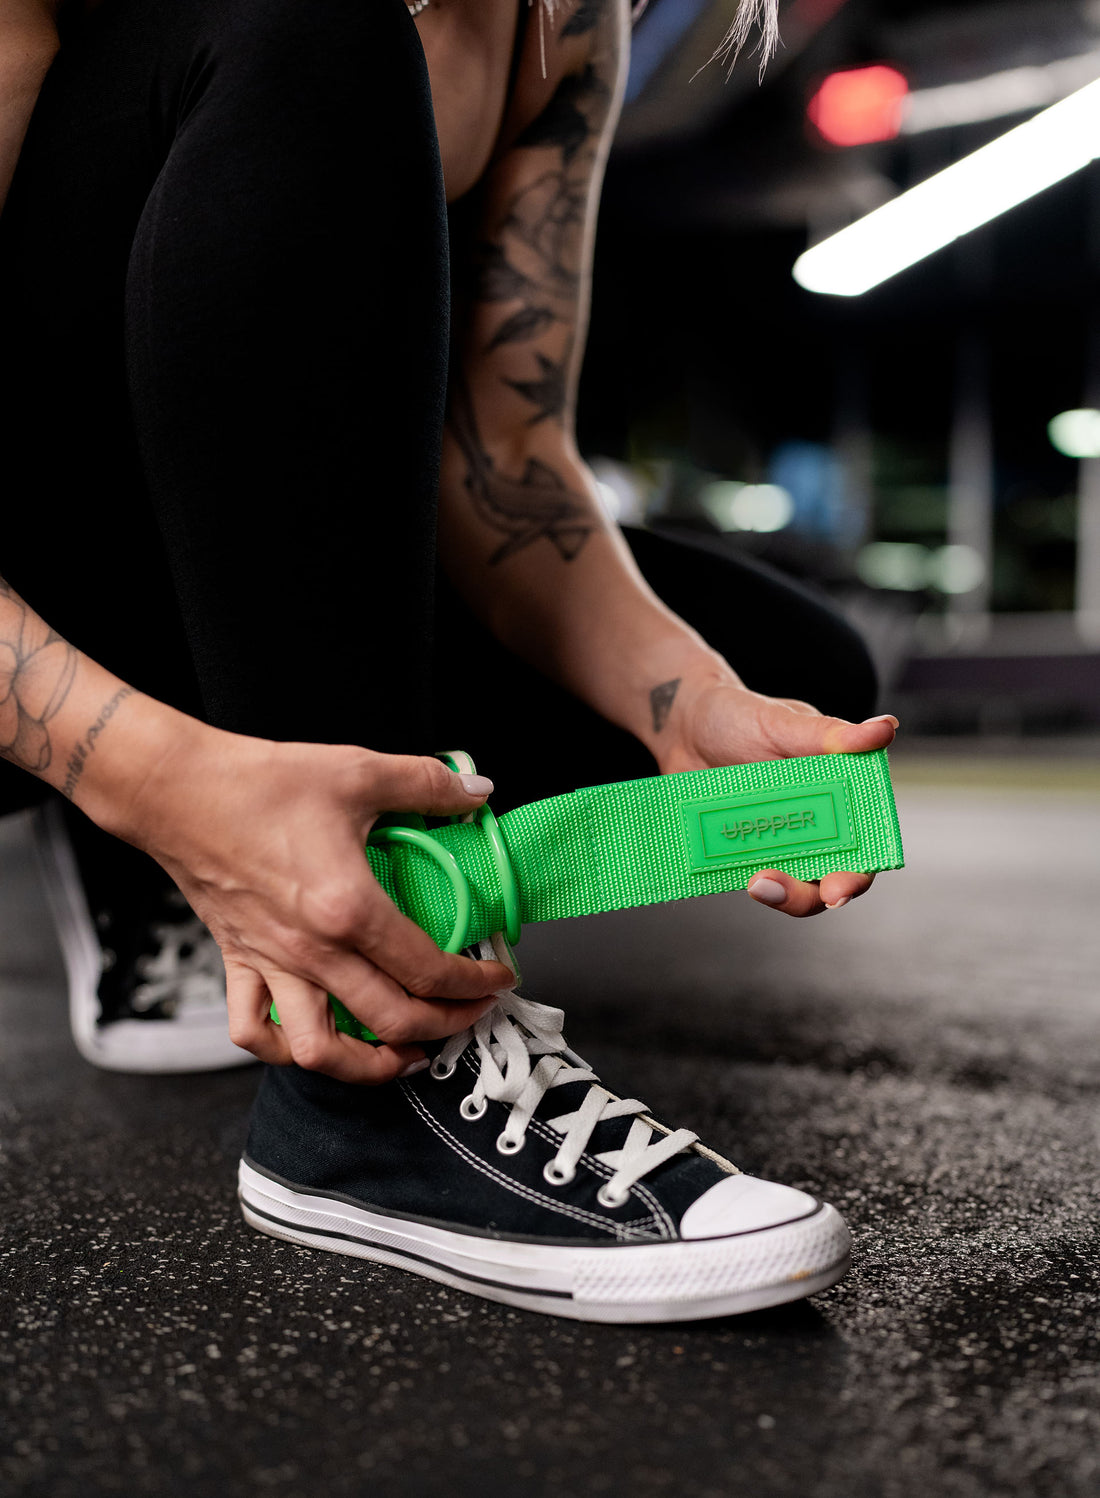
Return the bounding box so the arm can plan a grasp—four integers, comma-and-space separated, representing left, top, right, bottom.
495, 1133, 524, 1156
543, 1160, 576, 1187
459, 1094, 487, 1121
597, 1183, 628, 1209
430, 1058, 456, 1081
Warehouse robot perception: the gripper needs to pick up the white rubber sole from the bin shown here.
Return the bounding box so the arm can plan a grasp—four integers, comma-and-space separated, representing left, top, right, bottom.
238, 1159, 852, 1324
32, 802, 253, 1074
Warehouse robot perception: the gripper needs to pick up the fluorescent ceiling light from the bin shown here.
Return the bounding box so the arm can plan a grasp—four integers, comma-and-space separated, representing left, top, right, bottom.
901, 51, 1100, 135
794, 77, 1100, 296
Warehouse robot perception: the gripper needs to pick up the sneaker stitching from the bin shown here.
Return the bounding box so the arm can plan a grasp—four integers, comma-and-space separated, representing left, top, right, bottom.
401, 1082, 652, 1240
525, 1118, 673, 1240
459, 1051, 677, 1239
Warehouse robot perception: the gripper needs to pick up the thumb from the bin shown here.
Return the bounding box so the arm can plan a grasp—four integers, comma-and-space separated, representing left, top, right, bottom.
765, 705, 898, 759
366, 751, 495, 818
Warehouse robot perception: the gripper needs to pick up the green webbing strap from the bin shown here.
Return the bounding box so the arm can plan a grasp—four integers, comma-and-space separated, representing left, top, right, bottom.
367, 749, 904, 954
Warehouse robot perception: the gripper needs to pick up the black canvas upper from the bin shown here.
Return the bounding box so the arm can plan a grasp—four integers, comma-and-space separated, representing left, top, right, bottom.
246, 1050, 730, 1246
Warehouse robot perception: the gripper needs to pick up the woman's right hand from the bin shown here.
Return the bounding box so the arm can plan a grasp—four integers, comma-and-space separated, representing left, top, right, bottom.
2, 569, 507, 1083
108, 722, 515, 1083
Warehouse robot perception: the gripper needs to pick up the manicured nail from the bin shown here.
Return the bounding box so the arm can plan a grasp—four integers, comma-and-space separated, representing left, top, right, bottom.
399, 1057, 431, 1078
825, 896, 851, 910
459, 774, 494, 797
748, 878, 786, 907
864, 714, 899, 728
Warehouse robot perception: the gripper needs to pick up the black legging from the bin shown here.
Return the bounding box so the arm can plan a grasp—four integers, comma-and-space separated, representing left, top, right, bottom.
0, 0, 876, 826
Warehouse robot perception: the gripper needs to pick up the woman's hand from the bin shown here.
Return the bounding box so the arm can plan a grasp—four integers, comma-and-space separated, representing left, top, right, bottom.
109, 722, 515, 1083
654, 673, 898, 918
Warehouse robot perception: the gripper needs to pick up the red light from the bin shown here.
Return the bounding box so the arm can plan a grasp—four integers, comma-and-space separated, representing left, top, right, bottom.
807, 65, 909, 148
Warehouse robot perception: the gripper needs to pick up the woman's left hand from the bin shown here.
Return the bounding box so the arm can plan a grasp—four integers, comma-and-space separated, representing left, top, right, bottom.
654, 675, 898, 918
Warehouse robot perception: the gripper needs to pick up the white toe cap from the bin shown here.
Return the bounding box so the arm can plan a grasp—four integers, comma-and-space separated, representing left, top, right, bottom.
679, 1174, 819, 1240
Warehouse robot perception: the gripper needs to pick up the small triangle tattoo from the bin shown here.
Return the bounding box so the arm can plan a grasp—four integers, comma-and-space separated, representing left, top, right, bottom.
650, 678, 681, 734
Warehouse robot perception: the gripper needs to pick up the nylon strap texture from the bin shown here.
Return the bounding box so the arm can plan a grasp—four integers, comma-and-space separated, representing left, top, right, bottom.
367, 749, 904, 951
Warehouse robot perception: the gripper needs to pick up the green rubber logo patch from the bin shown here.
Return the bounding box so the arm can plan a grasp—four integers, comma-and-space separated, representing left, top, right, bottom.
679, 779, 856, 871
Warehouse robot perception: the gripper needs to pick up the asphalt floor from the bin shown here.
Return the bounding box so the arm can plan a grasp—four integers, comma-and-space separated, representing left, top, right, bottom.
1, 749, 1098, 1498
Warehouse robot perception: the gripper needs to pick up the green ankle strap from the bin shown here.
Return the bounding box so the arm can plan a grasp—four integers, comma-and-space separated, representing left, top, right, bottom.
276, 750, 903, 1043
370, 748, 902, 952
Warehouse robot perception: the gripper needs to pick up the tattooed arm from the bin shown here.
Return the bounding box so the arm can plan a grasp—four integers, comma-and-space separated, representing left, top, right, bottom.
439, 0, 896, 921
439, 0, 736, 763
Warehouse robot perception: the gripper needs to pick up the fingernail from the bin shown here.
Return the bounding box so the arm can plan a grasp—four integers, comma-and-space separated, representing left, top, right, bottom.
398, 1057, 430, 1078
459, 773, 494, 797
748, 878, 786, 907
864, 714, 899, 728
825, 896, 851, 910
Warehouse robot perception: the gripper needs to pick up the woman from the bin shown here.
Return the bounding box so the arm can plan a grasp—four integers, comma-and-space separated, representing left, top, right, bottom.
0, 0, 893, 1320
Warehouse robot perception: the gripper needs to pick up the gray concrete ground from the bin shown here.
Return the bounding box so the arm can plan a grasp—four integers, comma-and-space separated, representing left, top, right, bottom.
1, 755, 1098, 1498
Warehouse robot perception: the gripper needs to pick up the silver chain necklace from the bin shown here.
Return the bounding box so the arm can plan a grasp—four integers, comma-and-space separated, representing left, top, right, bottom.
407, 0, 430, 13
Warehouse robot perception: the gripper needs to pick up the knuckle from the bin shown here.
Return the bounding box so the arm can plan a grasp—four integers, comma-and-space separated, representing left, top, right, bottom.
227, 1016, 262, 1050
374, 1013, 416, 1045
402, 965, 444, 1000
347, 745, 378, 786
288, 1033, 329, 1071
420, 755, 454, 803
304, 882, 361, 942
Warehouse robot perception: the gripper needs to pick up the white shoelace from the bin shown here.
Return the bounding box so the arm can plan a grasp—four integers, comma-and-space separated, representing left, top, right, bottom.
430, 990, 698, 1207
131, 913, 226, 1015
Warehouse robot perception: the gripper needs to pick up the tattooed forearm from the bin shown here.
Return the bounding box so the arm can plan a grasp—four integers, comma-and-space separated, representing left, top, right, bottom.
448, 0, 620, 556
450, 381, 596, 564
0, 573, 78, 774
61, 686, 135, 800
650, 679, 681, 734
469, 62, 612, 430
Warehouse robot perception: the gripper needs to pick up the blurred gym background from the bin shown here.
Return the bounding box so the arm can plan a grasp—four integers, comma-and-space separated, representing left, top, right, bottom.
581, 0, 1100, 742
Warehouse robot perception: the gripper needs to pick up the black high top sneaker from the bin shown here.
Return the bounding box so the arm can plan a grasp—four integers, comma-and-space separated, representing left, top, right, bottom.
239, 942, 851, 1323
33, 799, 252, 1074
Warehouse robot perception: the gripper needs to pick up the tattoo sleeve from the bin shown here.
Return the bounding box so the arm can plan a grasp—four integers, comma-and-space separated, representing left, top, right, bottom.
447, 1, 623, 566
0, 574, 77, 775
448, 380, 596, 564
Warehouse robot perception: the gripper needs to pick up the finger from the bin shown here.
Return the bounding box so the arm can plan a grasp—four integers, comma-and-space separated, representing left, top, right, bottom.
772, 697, 821, 717
225, 959, 293, 1064
268, 969, 431, 1084
355, 894, 515, 998
364, 750, 495, 818
747, 871, 826, 918
312, 947, 501, 1045
818, 870, 876, 910
764, 706, 900, 759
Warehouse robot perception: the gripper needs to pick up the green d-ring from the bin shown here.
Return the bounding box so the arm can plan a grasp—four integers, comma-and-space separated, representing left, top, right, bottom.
367, 824, 473, 954
476, 802, 522, 946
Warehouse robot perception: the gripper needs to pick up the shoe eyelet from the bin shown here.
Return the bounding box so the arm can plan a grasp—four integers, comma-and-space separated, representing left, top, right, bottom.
597, 1183, 628, 1210
430, 1058, 456, 1081
543, 1160, 576, 1187
459, 1094, 487, 1121
495, 1132, 524, 1156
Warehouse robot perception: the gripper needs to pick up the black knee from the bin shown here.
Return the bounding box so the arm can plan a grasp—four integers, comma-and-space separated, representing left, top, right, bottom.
625, 527, 880, 724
